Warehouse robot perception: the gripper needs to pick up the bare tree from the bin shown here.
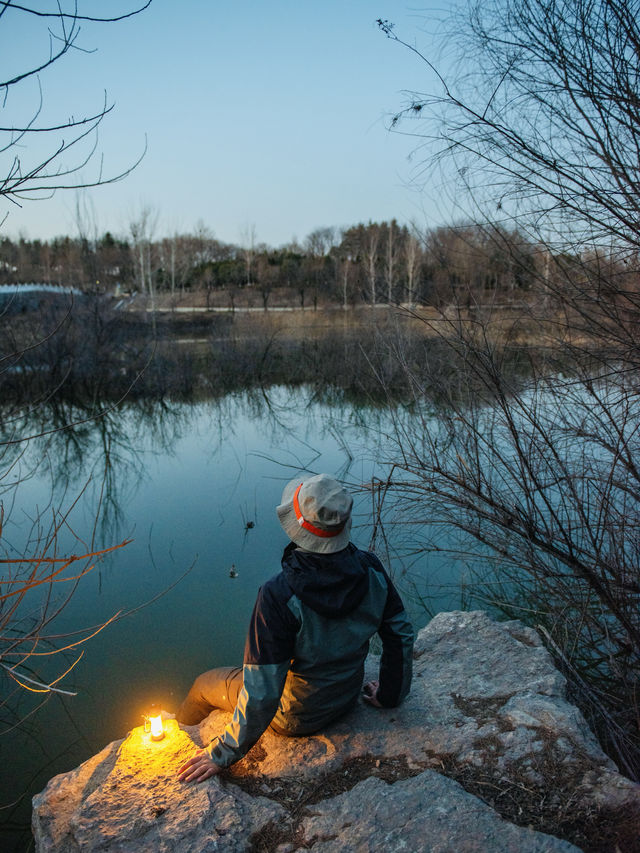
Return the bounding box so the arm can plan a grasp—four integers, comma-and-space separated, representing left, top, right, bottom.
333, 254, 351, 311
0, 511, 130, 717
404, 229, 422, 307
129, 203, 159, 306
303, 227, 338, 310
0, 0, 151, 723
364, 223, 380, 307
381, 1, 640, 252
383, 219, 397, 304
160, 232, 193, 302
377, 0, 640, 777
0, 1, 150, 226
305, 226, 338, 257
240, 223, 257, 287
335, 226, 366, 308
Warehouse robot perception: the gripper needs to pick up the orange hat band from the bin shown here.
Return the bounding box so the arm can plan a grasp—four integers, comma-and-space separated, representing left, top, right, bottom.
293, 483, 345, 539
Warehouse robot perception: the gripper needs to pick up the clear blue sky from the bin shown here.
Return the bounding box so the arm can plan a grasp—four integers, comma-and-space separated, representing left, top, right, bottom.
2, 1, 453, 247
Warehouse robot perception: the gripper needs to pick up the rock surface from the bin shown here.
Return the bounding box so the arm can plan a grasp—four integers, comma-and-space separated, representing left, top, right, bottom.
295, 772, 578, 853
32, 611, 640, 852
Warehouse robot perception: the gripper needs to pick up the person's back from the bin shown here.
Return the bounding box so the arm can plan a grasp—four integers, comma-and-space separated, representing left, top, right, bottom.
177, 474, 414, 783
242, 541, 413, 738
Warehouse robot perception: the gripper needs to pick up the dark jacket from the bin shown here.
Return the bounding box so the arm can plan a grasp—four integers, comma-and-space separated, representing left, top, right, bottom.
206, 542, 414, 768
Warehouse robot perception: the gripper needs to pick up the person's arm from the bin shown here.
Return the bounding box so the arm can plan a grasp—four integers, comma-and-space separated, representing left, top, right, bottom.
204, 662, 289, 767
373, 565, 414, 708
205, 576, 298, 769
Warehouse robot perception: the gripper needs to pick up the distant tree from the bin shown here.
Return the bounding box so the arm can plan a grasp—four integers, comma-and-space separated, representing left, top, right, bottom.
159, 233, 196, 300
404, 229, 422, 307
420, 223, 535, 306
338, 255, 352, 310
240, 224, 257, 286
98, 232, 132, 291
50, 235, 84, 287
304, 226, 338, 257
74, 190, 101, 289
383, 219, 400, 303
336, 226, 367, 306
304, 227, 339, 309
364, 223, 380, 307
0, 237, 18, 284
255, 249, 279, 310
129, 204, 159, 300
278, 250, 305, 308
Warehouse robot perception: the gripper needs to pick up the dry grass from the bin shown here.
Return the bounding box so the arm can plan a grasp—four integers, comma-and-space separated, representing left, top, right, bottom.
227, 748, 640, 853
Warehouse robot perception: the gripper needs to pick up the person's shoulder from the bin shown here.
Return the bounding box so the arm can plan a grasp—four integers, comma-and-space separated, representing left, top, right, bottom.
352, 546, 402, 599
258, 571, 295, 607
351, 545, 386, 573
254, 571, 299, 631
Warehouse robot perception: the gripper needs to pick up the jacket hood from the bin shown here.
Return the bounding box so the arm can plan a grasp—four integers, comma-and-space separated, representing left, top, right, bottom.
281, 541, 370, 618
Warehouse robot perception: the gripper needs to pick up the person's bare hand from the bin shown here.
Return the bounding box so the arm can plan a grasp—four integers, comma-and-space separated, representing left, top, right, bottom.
362, 680, 383, 708
177, 750, 221, 783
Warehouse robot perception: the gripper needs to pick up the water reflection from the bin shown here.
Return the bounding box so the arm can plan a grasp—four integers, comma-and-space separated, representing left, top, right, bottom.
0, 385, 466, 850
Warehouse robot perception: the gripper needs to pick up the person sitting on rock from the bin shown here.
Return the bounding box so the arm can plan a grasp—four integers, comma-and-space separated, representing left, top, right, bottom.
176, 473, 414, 783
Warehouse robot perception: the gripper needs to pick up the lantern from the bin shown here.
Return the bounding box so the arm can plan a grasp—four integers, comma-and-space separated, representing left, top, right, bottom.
143, 704, 165, 742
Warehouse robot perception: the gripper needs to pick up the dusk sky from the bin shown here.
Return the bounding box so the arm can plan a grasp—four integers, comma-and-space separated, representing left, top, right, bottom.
2, 1, 453, 247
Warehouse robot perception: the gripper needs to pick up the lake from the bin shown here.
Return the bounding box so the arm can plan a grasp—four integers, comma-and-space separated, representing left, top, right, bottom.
0, 384, 467, 850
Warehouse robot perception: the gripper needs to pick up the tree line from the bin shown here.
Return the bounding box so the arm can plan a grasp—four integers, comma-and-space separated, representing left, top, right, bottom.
0, 218, 591, 309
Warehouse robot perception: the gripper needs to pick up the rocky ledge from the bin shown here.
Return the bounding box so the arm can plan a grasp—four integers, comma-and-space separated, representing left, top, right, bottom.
32, 611, 640, 852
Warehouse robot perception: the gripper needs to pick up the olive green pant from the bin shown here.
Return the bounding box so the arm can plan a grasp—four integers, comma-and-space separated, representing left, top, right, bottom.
176, 665, 243, 725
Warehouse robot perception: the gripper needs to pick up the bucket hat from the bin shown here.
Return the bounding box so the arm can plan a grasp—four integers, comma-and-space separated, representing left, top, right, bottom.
276, 473, 352, 554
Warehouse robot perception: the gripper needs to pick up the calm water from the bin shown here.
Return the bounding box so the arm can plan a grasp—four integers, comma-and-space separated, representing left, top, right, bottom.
0, 386, 465, 849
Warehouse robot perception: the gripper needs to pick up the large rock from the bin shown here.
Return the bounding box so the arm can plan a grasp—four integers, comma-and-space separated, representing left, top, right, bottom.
32, 611, 640, 852
31, 722, 285, 852
294, 772, 579, 853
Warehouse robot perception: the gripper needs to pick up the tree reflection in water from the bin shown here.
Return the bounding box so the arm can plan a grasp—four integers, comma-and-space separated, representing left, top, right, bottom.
0, 302, 489, 848
0, 378, 439, 850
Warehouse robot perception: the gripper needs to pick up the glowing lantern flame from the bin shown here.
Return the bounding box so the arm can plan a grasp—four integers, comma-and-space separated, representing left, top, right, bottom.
143, 704, 165, 742
149, 713, 164, 741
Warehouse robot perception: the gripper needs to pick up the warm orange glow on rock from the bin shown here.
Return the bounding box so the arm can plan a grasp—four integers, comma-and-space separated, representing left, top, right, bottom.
124, 720, 195, 782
